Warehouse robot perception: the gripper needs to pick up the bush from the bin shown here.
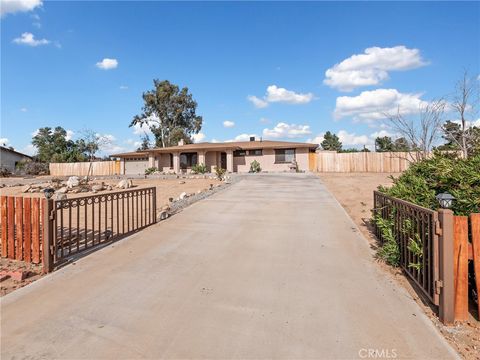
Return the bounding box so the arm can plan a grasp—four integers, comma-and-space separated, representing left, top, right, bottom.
215, 166, 226, 180
191, 163, 207, 174
249, 160, 261, 173
16, 161, 49, 175
145, 167, 157, 175
0, 167, 12, 177
379, 152, 480, 216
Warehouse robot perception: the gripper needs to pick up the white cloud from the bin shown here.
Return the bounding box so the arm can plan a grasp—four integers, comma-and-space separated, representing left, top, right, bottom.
31, 129, 39, 137
12, 32, 49, 46
306, 134, 325, 145
334, 88, 428, 122
192, 132, 206, 143
22, 144, 36, 156
20, 107, 27, 112
223, 120, 235, 128
262, 122, 312, 139
131, 115, 157, 136
1, 0, 42, 16
324, 46, 427, 91
95, 58, 118, 70
225, 133, 258, 142
247, 95, 268, 108
65, 129, 74, 141
259, 117, 270, 124
248, 85, 314, 108
337, 130, 370, 146
119, 85, 128, 90
0, 138, 10, 146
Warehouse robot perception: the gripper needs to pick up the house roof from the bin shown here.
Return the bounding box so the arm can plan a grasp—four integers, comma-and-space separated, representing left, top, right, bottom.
111, 140, 318, 157
0, 146, 33, 159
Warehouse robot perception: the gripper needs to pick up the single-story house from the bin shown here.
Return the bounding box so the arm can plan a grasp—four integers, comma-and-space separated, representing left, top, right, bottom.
111, 137, 318, 174
0, 146, 32, 172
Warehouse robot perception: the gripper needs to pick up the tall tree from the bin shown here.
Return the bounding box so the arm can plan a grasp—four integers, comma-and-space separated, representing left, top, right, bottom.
129, 80, 203, 147
375, 136, 394, 152
321, 131, 342, 151
77, 129, 112, 161
32, 127, 87, 163
393, 137, 411, 152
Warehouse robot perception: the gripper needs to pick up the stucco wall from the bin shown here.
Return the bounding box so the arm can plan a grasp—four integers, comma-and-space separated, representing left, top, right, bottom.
0, 149, 30, 172
233, 148, 310, 173
205, 151, 218, 171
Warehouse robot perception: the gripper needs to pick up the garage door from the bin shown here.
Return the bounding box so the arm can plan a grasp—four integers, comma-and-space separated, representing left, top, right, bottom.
124, 158, 148, 175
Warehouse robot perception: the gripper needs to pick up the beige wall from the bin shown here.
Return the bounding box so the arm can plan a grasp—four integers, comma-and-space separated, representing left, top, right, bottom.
233, 148, 309, 173
205, 151, 218, 172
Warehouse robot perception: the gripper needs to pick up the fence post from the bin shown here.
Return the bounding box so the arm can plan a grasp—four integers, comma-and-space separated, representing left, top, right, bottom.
42, 198, 54, 273
152, 187, 157, 223
438, 209, 455, 325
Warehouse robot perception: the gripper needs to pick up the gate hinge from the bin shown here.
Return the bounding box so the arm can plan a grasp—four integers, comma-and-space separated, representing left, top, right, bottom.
49, 210, 55, 220
435, 220, 442, 236
435, 280, 443, 294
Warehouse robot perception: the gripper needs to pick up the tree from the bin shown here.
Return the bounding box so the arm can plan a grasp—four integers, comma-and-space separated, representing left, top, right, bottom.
32, 127, 87, 163
77, 129, 111, 161
393, 137, 411, 152
137, 134, 152, 151
321, 131, 342, 151
385, 99, 446, 161
446, 71, 479, 158
129, 80, 203, 148
375, 136, 394, 152
440, 120, 480, 156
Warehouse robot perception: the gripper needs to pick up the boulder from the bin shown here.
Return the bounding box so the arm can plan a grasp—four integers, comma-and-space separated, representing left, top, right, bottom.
66, 176, 80, 188
179, 192, 188, 200
54, 193, 67, 201
179, 181, 185, 184
91, 184, 104, 192
116, 179, 130, 189
22, 185, 31, 193
56, 187, 68, 194
158, 211, 169, 221
161, 204, 170, 212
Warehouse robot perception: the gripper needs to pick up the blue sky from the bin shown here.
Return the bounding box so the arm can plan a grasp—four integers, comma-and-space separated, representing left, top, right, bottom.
1, 1, 479, 155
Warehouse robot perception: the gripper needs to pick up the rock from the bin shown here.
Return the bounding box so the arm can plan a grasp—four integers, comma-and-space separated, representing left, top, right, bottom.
158, 211, 169, 221
56, 187, 68, 194
106, 185, 113, 191
179, 192, 188, 200
116, 179, 130, 189
22, 185, 31, 193
71, 188, 81, 194
209, 184, 214, 190
179, 181, 185, 184
28, 188, 39, 193
66, 176, 80, 188
161, 204, 170, 212
91, 184, 104, 192
54, 193, 67, 201
197, 190, 202, 194
168, 197, 174, 203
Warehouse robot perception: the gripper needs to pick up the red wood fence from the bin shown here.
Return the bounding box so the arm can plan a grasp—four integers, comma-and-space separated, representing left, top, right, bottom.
454, 213, 480, 321
0, 196, 44, 264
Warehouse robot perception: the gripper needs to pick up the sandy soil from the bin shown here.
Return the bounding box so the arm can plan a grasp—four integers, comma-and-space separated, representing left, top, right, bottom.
0, 259, 42, 296
318, 172, 480, 360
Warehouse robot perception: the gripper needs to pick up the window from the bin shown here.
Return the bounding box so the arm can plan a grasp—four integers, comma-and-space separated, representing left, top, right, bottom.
248, 149, 263, 156
275, 149, 295, 163
233, 150, 246, 157
180, 152, 197, 168
169, 153, 173, 168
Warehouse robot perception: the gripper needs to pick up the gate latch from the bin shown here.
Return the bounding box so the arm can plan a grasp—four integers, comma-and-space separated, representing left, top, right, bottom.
435, 220, 442, 236
435, 280, 443, 294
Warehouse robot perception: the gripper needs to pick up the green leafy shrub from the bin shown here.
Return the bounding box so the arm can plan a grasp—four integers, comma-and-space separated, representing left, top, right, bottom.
373, 213, 400, 267
15, 161, 49, 175
215, 166, 226, 180
0, 167, 12, 177
379, 152, 480, 215
249, 160, 261, 173
145, 167, 157, 175
191, 163, 207, 174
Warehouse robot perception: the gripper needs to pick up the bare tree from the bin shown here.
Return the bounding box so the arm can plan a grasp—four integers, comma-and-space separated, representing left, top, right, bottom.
78, 129, 112, 161
385, 99, 447, 161
444, 70, 479, 158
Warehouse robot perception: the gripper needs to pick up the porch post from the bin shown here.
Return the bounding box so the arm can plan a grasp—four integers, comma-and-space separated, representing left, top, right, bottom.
148, 153, 155, 168
226, 149, 233, 173
120, 159, 125, 175
173, 152, 180, 174
198, 151, 205, 165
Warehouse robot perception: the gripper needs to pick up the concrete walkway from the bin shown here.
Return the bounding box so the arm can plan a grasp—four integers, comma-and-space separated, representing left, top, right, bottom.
1, 174, 457, 359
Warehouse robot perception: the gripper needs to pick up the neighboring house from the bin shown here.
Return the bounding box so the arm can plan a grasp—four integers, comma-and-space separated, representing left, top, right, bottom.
111, 137, 318, 174
0, 146, 32, 172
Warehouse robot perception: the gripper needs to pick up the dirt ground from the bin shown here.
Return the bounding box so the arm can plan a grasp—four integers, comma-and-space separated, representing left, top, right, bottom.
318, 172, 480, 360
1, 177, 223, 296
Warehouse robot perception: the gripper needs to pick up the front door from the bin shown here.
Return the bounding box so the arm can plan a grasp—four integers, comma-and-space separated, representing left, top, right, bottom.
220, 152, 227, 169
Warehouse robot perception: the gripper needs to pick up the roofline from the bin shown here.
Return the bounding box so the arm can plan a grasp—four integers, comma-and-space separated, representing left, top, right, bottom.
0, 146, 33, 159
111, 140, 318, 157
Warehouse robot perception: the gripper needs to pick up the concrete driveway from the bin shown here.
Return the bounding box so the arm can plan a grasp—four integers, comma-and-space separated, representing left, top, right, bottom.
1, 174, 457, 359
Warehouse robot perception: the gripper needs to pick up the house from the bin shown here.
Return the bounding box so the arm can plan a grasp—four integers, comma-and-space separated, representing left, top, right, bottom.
0, 146, 32, 172
111, 137, 318, 174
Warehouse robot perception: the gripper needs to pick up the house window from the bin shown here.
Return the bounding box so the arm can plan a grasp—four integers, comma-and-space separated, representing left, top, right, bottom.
248, 149, 263, 156
169, 153, 173, 168
275, 149, 295, 163
233, 150, 246, 157
180, 152, 197, 168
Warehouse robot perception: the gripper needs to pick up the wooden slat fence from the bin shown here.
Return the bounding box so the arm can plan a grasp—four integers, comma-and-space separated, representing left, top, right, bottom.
315, 151, 418, 172
453, 213, 480, 321
49, 161, 121, 177
0, 196, 44, 264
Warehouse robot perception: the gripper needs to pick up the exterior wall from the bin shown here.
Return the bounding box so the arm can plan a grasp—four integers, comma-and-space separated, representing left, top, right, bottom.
50, 161, 120, 176
158, 153, 172, 171
124, 158, 148, 175
0, 149, 29, 172
233, 147, 310, 173
205, 151, 218, 172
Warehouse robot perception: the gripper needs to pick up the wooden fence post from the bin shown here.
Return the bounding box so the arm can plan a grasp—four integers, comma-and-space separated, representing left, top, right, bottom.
438, 209, 455, 325
42, 198, 54, 273
471, 213, 480, 317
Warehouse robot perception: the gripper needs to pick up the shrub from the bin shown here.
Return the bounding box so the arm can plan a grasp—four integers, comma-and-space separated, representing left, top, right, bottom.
191, 163, 207, 174
0, 167, 11, 177
145, 167, 157, 175
373, 213, 400, 267
17, 161, 49, 175
379, 152, 480, 216
215, 166, 226, 180
249, 160, 261, 173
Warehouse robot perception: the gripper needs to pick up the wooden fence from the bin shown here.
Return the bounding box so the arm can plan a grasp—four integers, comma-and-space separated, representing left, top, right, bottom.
49, 161, 121, 177
314, 151, 417, 173
0, 196, 45, 264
